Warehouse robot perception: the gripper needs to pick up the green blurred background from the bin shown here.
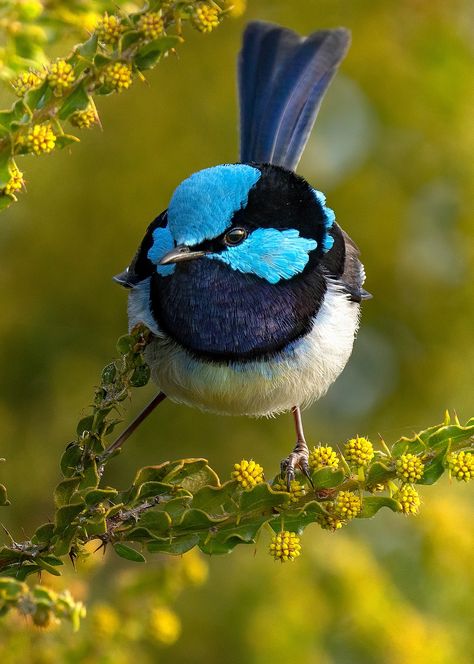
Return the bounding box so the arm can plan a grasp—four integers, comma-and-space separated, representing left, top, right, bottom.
0, 0, 473, 662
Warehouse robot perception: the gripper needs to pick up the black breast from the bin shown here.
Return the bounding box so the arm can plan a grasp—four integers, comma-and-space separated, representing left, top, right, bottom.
150, 258, 327, 362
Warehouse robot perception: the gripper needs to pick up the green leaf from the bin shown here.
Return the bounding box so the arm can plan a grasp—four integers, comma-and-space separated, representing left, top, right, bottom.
130, 364, 151, 387
121, 30, 141, 50
0, 484, 10, 506
77, 417, 94, 437
240, 482, 287, 513
113, 543, 146, 563
116, 334, 134, 354
358, 496, 400, 518
31, 523, 55, 546
191, 482, 236, 514
75, 33, 98, 60
54, 503, 84, 534
56, 134, 80, 149
84, 488, 118, 506
54, 478, 81, 507
163, 459, 220, 492
0, 146, 12, 188
23, 79, 49, 111
60, 443, 83, 477
58, 83, 91, 121
178, 508, 228, 531
270, 501, 327, 534
136, 509, 171, 534
101, 362, 117, 385
84, 516, 107, 537
312, 467, 346, 489
135, 35, 181, 70
419, 446, 449, 485
366, 461, 394, 486
147, 534, 199, 555
199, 514, 270, 555
36, 558, 63, 576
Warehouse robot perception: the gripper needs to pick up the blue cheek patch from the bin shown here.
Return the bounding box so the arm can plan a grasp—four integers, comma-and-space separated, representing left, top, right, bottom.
210, 228, 317, 284
168, 164, 261, 246
312, 188, 336, 253
147, 226, 175, 277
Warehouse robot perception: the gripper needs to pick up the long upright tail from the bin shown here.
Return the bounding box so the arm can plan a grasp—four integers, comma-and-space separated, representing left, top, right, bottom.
238, 21, 351, 171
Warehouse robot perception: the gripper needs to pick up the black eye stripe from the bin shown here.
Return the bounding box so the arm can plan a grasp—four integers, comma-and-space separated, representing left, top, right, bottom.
224, 227, 247, 246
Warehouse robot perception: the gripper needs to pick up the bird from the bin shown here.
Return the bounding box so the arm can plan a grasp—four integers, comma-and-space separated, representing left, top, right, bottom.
114, 20, 371, 487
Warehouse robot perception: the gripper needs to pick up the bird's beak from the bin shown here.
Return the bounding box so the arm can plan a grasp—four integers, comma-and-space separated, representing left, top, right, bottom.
159, 245, 207, 265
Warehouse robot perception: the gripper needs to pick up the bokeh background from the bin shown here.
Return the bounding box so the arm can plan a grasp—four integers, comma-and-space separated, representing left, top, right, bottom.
0, 0, 473, 662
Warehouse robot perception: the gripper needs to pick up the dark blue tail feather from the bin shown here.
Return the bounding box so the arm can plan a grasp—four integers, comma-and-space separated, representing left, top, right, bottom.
238, 21, 351, 171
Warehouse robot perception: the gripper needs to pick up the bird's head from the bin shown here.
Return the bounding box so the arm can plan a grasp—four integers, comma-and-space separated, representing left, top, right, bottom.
117, 162, 337, 289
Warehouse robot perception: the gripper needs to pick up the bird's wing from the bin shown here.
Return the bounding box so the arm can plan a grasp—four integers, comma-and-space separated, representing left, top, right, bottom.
238, 21, 350, 171
339, 230, 371, 302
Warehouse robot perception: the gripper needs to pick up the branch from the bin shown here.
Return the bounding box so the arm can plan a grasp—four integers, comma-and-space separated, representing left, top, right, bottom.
0, 0, 239, 210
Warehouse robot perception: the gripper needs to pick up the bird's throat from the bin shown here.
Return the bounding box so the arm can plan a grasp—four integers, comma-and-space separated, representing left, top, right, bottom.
150, 259, 326, 362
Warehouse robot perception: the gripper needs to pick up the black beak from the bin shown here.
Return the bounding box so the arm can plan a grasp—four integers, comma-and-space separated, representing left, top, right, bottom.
159, 245, 207, 265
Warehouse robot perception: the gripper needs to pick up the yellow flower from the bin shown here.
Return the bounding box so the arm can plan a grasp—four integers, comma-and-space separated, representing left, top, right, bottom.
192, 2, 221, 33
24, 123, 56, 155
308, 445, 339, 470
139, 12, 165, 40
47, 59, 75, 95
3, 163, 24, 196
101, 62, 133, 92
272, 478, 306, 503
395, 453, 424, 483
149, 606, 181, 645
11, 70, 43, 96
334, 490, 362, 520
96, 14, 124, 45
318, 512, 346, 531
447, 450, 473, 482
90, 603, 120, 639
70, 107, 98, 129
269, 531, 301, 562
231, 459, 264, 489
180, 550, 208, 586
397, 484, 421, 515
344, 436, 374, 467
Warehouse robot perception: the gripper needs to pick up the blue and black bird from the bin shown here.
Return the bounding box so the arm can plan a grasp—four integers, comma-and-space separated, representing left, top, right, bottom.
115, 21, 370, 485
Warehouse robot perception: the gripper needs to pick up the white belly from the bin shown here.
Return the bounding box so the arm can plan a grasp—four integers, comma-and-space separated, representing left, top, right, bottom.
138, 283, 360, 417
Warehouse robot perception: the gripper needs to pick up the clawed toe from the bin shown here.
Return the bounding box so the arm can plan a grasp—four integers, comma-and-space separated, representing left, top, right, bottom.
280, 448, 314, 491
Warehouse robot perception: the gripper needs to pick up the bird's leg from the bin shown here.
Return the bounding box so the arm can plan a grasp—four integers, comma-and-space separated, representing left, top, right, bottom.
280, 406, 314, 490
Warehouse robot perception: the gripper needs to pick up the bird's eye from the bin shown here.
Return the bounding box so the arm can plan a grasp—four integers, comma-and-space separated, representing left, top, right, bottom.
224, 227, 247, 246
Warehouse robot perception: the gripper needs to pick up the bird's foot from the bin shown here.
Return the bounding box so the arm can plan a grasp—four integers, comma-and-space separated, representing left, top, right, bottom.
280, 440, 314, 491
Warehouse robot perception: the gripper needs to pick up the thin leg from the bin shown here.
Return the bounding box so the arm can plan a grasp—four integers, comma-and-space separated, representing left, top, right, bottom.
280, 406, 314, 490
101, 391, 167, 459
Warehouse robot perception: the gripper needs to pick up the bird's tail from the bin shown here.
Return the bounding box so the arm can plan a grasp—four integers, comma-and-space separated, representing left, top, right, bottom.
238, 21, 351, 171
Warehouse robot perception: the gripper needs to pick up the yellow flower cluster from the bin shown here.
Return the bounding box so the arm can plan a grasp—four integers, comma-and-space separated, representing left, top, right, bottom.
344, 436, 374, 467
192, 2, 221, 33
148, 606, 181, 645
269, 531, 301, 562
231, 459, 264, 489
308, 445, 339, 470
24, 123, 56, 155
96, 14, 124, 45
139, 12, 165, 40
102, 62, 133, 92
396, 453, 424, 483
318, 513, 345, 531
334, 490, 362, 520
11, 70, 42, 96
70, 107, 98, 129
3, 164, 24, 196
272, 478, 306, 503
47, 59, 75, 95
397, 484, 421, 515
447, 450, 473, 482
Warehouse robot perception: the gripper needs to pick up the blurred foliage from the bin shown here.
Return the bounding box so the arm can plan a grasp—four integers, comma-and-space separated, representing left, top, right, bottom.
0, 0, 236, 209
0, 0, 473, 661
